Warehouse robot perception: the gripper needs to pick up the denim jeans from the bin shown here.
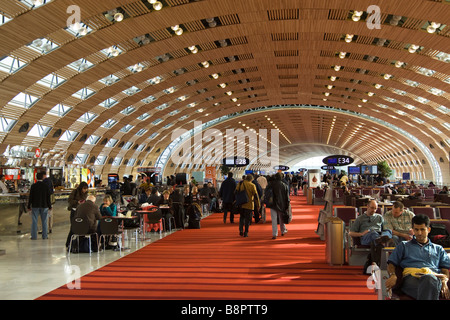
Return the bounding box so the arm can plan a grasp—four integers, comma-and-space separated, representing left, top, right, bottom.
31, 207, 48, 240
401, 274, 442, 300
361, 230, 392, 246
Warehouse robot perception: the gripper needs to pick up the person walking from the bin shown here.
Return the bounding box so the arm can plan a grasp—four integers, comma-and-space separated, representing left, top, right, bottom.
236, 174, 260, 237
27, 172, 52, 240
269, 172, 290, 239
219, 172, 237, 223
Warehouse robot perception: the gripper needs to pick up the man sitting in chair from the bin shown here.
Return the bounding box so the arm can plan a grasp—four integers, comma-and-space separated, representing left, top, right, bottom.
386, 214, 450, 300
349, 200, 392, 268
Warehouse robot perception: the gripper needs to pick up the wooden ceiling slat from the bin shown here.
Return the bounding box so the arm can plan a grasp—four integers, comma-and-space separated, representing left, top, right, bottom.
0, 0, 29, 18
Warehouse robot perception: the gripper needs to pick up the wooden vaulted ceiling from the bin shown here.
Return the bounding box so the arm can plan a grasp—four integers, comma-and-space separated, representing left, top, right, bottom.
0, 0, 448, 182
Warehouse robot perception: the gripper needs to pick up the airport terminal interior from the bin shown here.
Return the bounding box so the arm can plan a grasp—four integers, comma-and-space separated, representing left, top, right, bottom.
0, 0, 449, 301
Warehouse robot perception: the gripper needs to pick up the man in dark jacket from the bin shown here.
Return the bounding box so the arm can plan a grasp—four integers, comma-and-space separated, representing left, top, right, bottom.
219, 172, 237, 223
28, 172, 52, 240
270, 172, 290, 239
74, 195, 102, 234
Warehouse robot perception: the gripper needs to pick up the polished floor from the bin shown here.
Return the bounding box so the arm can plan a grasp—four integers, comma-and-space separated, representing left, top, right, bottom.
0, 217, 171, 300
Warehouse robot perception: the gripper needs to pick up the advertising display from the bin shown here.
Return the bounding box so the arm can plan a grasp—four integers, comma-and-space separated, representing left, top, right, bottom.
308, 169, 321, 188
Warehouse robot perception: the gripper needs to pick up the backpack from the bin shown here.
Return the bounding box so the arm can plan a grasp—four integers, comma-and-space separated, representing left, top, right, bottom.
429, 224, 450, 247
264, 185, 274, 208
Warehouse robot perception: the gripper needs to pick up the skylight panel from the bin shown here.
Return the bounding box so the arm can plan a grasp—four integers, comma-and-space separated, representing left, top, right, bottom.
100, 75, 120, 86
48, 104, 72, 117
430, 127, 442, 134
0, 117, 17, 132
138, 113, 151, 121
78, 112, 97, 123
101, 119, 118, 128
95, 155, 107, 165
121, 106, 136, 115
437, 105, 448, 114
99, 98, 118, 109
428, 88, 445, 96
123, 86, 140, 96
112, 156, 122, 166
85, 135, 101, 145
0, 56, 26, 73
105, 138, 118, 148
434, 51, 450, 63
127, 158, 136, 167
122, 142, 133, 149
415, 96, 429, 104
156, 103, 169, 110
27, 124, 51, 138
68, 58, 94, 72
142, 95, 156, 104
423, 112, 436, 119
9, 92, 39, 108
37, 73, 66, 89
72, 87, 96, 100
120, 124, 134, 133
136, 128, 148, 136
416, 67, 436, 77
27, 38, 59, 54
404, 79, 419, 87
73, 153, 88, 164
0, 13, 12, 26
59, 130, 79, 142
65, 22, 93, 37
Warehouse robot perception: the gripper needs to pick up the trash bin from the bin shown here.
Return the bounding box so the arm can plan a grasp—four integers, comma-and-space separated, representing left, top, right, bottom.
325, 217, 345, 266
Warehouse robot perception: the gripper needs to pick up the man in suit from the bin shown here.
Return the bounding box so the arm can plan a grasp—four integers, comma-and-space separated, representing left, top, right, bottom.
28, 172, 52, 240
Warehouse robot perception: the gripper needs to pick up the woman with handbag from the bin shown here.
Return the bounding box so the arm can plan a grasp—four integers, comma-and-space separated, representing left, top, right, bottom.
235, 174, 260, 237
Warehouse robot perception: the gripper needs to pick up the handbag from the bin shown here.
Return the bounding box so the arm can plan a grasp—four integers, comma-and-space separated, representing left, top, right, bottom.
234, 181, 249, 207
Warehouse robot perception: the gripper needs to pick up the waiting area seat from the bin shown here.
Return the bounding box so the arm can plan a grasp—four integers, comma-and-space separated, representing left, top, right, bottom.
68, 217, 98, 256
438, 207, 450, 220
346, 219, 371, 266
411, 207, 437, 219
98, 217, 122, 253
313, 188, 325, 205
333, 206, 357, 226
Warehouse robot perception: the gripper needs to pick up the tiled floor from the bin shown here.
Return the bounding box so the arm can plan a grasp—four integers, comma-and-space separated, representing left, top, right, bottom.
0, 222, 171, 300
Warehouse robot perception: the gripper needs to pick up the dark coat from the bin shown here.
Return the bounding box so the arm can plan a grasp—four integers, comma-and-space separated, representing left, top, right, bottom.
219, 177, 237, 204
271, 179, 290, 213
75, 200, 102, 233
28, 180, 52, 209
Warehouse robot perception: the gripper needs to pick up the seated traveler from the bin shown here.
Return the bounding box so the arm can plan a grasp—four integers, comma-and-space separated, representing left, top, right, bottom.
98, 195, 118, 248
383, 201, 415, 246
386, 214, 450, 300
159, 190, 175, 230
99, 195, 117, 217
348, 200, 392, 268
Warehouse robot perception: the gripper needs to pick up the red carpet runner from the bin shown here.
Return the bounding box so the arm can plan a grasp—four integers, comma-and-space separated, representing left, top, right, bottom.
38, 193, 377, 300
